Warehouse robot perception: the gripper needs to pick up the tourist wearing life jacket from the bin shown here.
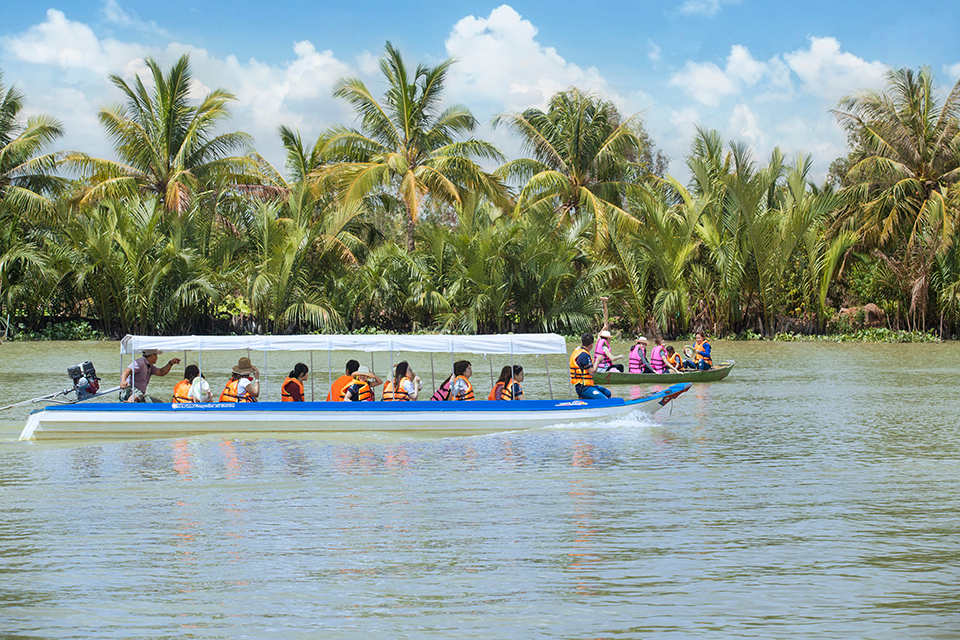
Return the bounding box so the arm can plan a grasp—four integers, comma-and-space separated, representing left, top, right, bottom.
593, 329, 624, 372
281, 363, 309, 402
451, 360, 475, 401
327, 359, 359, 401
628, 336, 655, 374
172, 364, 199, 403
683, 331, 713, 371
664, 345, 684, 373
649, 337, 668, 374
432, 360, 472, 401
569, 333, 612, 400
383, 361, 420, 401
341, 365, 379, 402
220, 357, 259, 402
488, 365, 511, 400
501, 365, 524, 400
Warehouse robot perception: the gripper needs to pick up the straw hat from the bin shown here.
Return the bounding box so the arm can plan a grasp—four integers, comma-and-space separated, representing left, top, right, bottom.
599, 329, 612, 339
354, 365, 371, 378
142, 348, 163, 356
635, 335, 648, 343
232, 356, 257, 376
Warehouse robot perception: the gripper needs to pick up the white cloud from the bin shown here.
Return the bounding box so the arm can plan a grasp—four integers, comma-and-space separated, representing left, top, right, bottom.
728, 103, 763, 145
944, 63, 960, 83
443, 5, 620, 114
648, 40, 662, 63
678, 0, 739, 17
670, 45, 782, 106
784, 36, 887, 100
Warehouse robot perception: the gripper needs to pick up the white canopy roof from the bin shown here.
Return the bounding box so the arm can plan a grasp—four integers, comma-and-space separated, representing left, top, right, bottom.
120, 333, 568, 356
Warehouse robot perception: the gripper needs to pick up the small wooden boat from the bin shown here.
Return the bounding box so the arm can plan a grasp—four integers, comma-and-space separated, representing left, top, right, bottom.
594, 361, 735, 385
20, 333, 691, 441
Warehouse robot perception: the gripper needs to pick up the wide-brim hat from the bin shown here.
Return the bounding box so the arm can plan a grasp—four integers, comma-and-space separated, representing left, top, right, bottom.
232, 356, 256, 375
142, 348, 163, 356
599, 330, 612, 339
635, 335, 648, 343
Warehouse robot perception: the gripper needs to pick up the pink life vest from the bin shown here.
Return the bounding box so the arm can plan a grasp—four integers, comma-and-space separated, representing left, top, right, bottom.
628, 344, 644, 373
650, 345, 666, 374
593, 337, 613, 369
431, 377, 453, 401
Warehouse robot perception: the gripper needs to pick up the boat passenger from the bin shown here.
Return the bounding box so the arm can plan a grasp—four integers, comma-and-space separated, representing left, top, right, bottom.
189, 370, 213, 402
569, 333, 612, 400
120, 348, 181, 403
502, 365, 524, 400
172, 365, 200, 403
451, 360, 475, 401
649, 337, 668, 374
328, 359, 360, 401
683, 331, 713, 371
628, 336, 655, 374
220, 357, 260, 402
383, 361, 420, 401
281, 363, 309, 402
341, 365, 378, 402
431, 360, 471, 401
594, 329, 624, 372
664, 345, 684, 373
488, 365, 512, 401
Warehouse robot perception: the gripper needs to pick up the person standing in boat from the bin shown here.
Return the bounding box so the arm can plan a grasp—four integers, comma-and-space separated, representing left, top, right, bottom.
342, 365, 381, 401
120, 348, 181, 402
220, 357, 260, 402
281, 363, 309, 402
569, 333, 612, 400
382, 361, 420, 401
683, 331, 713, 371
628, 336, 655, 374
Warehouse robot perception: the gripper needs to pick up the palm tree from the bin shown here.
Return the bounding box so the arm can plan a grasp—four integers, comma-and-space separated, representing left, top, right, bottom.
323, 42, 506, 251
0, 71, 66, 217
69, 54, 257, 214
494, 88, 650, 249
833, 66, 960, 329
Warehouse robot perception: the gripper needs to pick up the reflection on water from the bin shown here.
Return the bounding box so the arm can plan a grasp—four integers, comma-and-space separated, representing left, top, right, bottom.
0, 340, 959, 638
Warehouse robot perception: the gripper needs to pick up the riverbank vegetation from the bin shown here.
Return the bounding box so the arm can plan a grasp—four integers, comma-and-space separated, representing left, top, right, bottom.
1, 48, 959, 341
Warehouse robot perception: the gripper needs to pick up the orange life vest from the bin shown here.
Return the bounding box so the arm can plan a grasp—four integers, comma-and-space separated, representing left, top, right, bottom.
695, 340, 713, 366
668, 352, 684, 371
382, 379, 411, 401
502, 380, 523, 400
220, 377, 255, 403
488, 382, 505, 401
452, 375, 474, 401
340, 379, 373, 402
172, 379, 193, 403
569, 347, 594, 386
327, 374, 353, 401
281, 376, 305, 402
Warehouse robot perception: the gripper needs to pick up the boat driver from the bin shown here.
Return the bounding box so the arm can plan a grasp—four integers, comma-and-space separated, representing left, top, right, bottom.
120, 348, 181, 403
569, 333, 612, 400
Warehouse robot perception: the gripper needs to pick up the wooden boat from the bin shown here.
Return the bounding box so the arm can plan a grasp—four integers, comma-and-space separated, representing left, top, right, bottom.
20, 333, 691, 441
594, 360, 735, 385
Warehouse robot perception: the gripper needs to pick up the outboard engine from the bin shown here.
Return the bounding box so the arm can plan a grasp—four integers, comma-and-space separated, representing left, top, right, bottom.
67, 361, 101, 400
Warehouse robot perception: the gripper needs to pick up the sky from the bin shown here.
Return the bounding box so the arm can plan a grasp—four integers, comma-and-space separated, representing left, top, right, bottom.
2, 0, 959, 183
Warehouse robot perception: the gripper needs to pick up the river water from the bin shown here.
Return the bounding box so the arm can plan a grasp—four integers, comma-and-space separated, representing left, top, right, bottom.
1, 339, 958, 639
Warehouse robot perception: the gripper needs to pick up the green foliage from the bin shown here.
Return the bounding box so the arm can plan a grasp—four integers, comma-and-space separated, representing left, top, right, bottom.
10, 320, 104, 341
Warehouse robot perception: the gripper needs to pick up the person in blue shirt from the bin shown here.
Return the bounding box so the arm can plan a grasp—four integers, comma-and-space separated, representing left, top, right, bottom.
569, 333, 612, 400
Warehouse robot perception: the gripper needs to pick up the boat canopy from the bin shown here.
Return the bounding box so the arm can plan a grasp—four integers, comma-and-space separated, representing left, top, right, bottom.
120, 333, 568, 356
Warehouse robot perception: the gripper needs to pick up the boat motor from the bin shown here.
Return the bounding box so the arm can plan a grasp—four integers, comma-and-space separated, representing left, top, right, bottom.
67, 361, 101, 400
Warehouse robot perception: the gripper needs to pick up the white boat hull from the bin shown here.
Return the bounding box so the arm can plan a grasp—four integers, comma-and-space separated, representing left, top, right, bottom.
20, 384, 690, 441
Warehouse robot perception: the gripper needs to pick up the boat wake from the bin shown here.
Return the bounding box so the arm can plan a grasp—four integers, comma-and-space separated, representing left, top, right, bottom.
546, 409, 658, 431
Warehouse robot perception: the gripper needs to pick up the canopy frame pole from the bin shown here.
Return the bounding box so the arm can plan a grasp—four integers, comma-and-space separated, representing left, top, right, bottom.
545, 355, 554, 400
328, 349, 332, 401
430, 354, 435, 395
310, 351, 315, 401
509, 339, 515, 401
263, 350, 268, 400
489, 357, 494, 389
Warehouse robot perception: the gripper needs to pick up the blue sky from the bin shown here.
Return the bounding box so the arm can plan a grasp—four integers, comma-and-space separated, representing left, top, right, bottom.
2, 0, 959, 182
